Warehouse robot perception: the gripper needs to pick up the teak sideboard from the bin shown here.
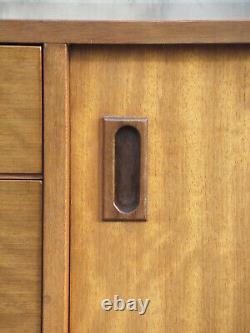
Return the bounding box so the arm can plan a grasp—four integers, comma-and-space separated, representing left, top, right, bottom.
0, 20, 250, 333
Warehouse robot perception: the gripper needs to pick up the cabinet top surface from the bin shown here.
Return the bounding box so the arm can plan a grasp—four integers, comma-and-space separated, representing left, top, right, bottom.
1, 0, 250, 20
1, 1, 250, 44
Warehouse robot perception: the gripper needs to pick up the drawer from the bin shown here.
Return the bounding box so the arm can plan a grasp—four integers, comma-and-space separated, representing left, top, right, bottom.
0, 181, 42, 333
0, 46, 42, 173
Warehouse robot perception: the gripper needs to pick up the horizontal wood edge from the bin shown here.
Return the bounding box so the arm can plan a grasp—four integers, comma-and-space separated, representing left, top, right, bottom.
1, 20, 250, 44
0, 173, 43, 180
0, 180, 42, 185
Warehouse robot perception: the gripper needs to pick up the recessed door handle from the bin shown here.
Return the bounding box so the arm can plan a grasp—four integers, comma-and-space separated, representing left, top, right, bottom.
102, 116, 148, 221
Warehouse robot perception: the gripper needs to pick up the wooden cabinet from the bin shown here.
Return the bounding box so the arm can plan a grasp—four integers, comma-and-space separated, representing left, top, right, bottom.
70, 45, 250, 332
0, 19, 250, 333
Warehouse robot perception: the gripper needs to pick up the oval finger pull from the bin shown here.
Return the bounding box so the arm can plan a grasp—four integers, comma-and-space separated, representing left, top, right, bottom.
115, 126, 140, 213
103, 116, 148, 221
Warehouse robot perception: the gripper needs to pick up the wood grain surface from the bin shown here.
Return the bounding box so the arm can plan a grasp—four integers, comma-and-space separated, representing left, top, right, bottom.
0, 181, 42, 333
0, 46, 42, 173
43, 44, 70, 333
70, 45, 250, 333
1, 20, 250, 44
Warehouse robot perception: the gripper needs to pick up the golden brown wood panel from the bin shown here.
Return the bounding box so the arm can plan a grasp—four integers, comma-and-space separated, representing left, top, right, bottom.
0, 181, 42, 332
2, 20, 250, 44
43, 44, 70, 333
0, 46, 42, 173
70, 45, 250, 333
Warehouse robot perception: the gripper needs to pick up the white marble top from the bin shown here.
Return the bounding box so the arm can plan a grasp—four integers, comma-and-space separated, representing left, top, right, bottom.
0, 1, 250, 20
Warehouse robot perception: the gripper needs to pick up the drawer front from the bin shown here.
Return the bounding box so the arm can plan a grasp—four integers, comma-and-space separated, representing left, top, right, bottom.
0, 46, 42, 173
0, 181, 42, 333
70, 46, 250, 333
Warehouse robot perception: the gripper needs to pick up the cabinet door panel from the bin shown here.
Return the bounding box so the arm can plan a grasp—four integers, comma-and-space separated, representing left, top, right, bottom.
70, 45, 250, 333
0, 46, 42, 173
0, 181, 42, 332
